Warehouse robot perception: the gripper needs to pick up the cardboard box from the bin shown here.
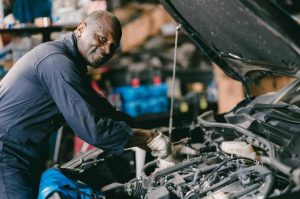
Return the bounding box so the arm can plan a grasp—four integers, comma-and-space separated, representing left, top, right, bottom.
250, 76, 295, 96
214, 64, 295, 113
214, 65, 244, 113
120, 5, 173, 52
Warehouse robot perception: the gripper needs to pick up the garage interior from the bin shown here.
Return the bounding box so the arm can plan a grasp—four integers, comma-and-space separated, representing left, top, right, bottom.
0, 0, 300, 198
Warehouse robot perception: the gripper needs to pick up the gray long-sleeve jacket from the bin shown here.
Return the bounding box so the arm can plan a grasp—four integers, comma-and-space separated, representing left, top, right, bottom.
0, 33, 133, 159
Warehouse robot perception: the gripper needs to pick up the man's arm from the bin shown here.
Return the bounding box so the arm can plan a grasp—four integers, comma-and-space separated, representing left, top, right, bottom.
87, 89, 139, 128
36, 55, 170, 158
36, 55, 133, 155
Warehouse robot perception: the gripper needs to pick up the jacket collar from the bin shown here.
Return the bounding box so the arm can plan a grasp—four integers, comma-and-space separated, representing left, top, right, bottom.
61, 32, 88, 75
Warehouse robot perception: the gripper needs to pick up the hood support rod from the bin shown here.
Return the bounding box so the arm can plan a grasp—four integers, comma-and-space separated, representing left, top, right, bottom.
169, 24, 181, 149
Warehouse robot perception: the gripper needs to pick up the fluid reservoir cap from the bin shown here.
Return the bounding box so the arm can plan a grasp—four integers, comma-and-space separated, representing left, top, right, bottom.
220, 141, 256, 159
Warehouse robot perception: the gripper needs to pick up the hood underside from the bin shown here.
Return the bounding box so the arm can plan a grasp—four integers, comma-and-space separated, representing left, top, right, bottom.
159, 0, 300, 85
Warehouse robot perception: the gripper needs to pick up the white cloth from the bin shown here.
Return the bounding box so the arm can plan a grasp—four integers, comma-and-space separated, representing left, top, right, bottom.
147, 132, 170, 158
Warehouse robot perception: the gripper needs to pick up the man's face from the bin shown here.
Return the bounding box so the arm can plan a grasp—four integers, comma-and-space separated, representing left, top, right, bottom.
76, 17, 120, 68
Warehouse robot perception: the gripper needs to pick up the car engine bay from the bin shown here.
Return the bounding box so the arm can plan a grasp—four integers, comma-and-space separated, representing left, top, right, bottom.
56, 1, 300, 197
60, 82, 300, 199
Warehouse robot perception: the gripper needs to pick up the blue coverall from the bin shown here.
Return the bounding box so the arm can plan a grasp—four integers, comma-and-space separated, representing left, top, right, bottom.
0, 33, 134, 199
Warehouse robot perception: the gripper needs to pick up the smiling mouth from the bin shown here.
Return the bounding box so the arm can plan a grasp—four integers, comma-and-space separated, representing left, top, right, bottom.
95, 47, 108, 58
97, 53, 108, 60
90, 51, 108, 67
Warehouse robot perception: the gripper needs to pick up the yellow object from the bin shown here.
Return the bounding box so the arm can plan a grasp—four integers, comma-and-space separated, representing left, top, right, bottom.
180, 102, 189, 112
199, 97, 208, 110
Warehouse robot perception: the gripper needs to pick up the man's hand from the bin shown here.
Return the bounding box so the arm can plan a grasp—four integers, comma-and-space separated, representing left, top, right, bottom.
147, 130, 171, 159
126, 128, 171, 159
126, 128, 155, 151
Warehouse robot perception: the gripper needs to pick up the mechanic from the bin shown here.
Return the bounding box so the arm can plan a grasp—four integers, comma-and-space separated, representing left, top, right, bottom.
0, 10, 170, 199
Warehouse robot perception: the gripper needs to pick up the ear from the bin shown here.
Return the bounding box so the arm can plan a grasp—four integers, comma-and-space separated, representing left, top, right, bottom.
76, 21, 86, 37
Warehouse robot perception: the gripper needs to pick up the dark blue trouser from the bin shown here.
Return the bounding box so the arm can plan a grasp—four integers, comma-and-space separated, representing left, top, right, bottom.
0, 142, 43, 199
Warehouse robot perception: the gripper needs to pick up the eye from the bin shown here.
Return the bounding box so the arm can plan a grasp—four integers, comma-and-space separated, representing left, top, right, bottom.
99, 36, 107, 43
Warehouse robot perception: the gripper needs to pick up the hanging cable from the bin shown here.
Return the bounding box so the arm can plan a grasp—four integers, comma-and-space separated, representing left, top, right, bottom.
168, 24, 181, 150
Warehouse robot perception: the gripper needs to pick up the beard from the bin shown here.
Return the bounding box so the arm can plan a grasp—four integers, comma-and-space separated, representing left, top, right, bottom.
89, 50, 111, 68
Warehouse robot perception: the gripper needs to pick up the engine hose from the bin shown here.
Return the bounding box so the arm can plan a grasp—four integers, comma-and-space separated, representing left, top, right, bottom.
185, 165, 271, 199
191, 164, 218, 185
184, 173, 238, 199
184, 192, 195, 199
165, 183, 181, 198
226, 183, 260, 199
141, 159, 157, 175
259, 174, 275, 199
196, 158, 240, 188
184, 171, 238, 199
129, 181, 147, 199
197, 111, 292, 176
278, 183, 293, 196
198, 174, 239, 196
151, 156, 203, 185
205, 166, 275, 198
177, 185, 184, 199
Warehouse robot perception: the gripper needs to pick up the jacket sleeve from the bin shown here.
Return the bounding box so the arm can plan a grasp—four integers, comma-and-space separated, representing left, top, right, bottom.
89, 92, 140, 128
35, 54, 133, 155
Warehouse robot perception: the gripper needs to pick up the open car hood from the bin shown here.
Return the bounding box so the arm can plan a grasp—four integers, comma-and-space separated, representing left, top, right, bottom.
159, 0, 300, 86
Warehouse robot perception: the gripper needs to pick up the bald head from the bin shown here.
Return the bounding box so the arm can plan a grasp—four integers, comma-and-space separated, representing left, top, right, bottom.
84, 10, 122, 41
75, 10, 122, 68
